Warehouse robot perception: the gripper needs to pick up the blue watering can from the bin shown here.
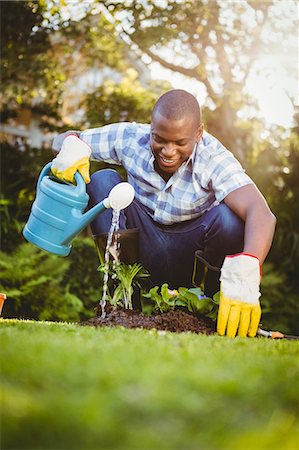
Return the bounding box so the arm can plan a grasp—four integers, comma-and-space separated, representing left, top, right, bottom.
23, 162, 135, 256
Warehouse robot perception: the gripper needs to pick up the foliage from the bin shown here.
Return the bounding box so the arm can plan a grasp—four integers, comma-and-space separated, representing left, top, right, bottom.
260, 263, 299, 335
62, 237, 101, 318
0, 238, 102, 322
0, 1, 65, 124
98, 261, 149, 309
82, 71, 170, 127
0, 0, 137, 128
39, 0, 128, 72
113, 263, 149, 309
0, 243, 83, 322
268, 130, 299, 293
0, 142, 52, 252
177, 287, 219, 321
1, 320, 299, 450
142, 283, 219, 320
248, 120, 299, 302
98, 259, 219, 320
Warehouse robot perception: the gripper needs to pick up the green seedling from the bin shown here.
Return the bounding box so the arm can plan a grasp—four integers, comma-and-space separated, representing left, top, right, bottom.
177, 287, 219, 321
143, 283, 219, 321
98, 262, 149, 309
99, 260, 219, 321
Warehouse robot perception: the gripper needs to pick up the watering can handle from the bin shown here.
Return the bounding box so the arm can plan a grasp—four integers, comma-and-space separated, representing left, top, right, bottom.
73, 171, 87, 196
37, 162, 87, 195
37, 162, 52, 190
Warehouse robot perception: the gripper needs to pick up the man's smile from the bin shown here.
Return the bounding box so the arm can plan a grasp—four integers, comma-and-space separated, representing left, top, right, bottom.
159, 155, 179, 165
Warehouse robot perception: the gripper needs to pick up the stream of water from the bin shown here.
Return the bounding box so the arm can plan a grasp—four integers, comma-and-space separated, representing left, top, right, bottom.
99, 209, 121, 319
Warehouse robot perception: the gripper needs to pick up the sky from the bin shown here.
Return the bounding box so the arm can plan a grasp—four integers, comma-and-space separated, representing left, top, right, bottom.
246, 56, 297, 128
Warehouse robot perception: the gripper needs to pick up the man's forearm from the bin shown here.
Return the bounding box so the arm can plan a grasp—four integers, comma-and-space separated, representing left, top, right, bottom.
224, 184, 277, 264
243, 207, 276, 263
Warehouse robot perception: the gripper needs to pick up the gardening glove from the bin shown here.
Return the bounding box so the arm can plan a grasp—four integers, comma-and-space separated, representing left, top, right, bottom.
217, 254, 261, 338
52, 130, 80, 153
51, 134, 91, 184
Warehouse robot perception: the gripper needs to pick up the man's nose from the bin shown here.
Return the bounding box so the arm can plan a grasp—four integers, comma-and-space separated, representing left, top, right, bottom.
162, 142, 176, 155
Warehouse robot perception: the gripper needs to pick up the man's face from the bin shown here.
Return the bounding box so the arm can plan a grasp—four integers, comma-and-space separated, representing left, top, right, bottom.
150, 112, 203, 178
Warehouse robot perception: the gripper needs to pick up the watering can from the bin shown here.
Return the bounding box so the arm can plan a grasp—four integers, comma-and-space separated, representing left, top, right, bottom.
23, 162, 135, 256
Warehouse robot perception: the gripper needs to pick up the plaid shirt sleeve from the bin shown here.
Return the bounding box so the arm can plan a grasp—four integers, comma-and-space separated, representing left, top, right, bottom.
197, 133, 253, 203
79, 122, 138, 164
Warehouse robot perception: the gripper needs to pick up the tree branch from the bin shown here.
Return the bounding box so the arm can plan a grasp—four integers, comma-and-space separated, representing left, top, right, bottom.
143, 47, 198, 78
143, 46, 218, 101
242, 4, 271, 85
186, 30, 219, 101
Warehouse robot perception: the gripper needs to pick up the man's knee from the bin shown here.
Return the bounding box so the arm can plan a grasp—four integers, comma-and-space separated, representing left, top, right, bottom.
87, 169, 124, 202
90, 169, 123, 188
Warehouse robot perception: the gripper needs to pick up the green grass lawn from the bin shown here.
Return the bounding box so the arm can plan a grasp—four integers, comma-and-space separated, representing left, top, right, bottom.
1, 319, 298, 450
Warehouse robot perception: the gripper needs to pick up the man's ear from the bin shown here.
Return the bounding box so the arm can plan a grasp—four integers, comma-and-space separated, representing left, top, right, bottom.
196, 124, 204, 142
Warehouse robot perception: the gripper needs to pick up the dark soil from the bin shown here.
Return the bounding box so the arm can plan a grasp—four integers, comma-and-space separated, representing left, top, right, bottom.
82, 306, 216, 335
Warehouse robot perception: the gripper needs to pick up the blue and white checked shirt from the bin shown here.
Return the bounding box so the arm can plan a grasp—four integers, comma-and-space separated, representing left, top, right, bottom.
80, 122, 253, 225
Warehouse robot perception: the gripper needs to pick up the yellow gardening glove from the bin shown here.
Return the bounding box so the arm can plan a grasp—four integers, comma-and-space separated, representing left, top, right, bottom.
217, 254, 262, 338
51, 134, 91, 184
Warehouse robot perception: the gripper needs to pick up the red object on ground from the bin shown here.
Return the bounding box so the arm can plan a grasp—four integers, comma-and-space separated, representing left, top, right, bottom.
0, 293, 7, 316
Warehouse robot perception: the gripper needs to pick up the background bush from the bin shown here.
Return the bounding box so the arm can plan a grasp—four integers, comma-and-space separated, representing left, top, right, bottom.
0, 240, 101, 322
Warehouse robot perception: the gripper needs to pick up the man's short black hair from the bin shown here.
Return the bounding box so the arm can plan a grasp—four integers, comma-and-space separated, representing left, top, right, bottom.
152, 89, 201, 126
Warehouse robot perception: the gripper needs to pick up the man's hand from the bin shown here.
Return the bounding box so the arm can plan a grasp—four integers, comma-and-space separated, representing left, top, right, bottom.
51, 134, 91, 184
217, 254, 261, 338
52, 130, 80, 153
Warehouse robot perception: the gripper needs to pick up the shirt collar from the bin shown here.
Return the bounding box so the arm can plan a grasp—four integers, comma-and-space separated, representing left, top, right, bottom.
149, 146, 155, 169
185, 142, 198, 167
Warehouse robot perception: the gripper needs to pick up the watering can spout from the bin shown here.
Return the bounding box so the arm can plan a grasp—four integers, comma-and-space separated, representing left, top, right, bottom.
61, 198, 110, 244
62, 182, 135, 244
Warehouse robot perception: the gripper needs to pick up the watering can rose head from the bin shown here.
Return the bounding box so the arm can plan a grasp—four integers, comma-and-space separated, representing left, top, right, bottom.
104, 182, 135, 211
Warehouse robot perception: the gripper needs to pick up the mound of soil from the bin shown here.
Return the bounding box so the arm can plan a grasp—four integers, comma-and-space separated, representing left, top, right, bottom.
82, 306, 216, 335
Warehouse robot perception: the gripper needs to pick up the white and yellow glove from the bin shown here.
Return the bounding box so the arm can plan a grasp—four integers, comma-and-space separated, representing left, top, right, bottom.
217, 253, 262, 338
51, 134, 91, 184
52, 130, 80, 153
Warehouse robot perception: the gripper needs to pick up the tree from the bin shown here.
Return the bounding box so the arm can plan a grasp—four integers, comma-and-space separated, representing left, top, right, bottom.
0, 0, 135, 128
0, 1, 65, 124
83, 70, 171, 127
103, 0, 297, 162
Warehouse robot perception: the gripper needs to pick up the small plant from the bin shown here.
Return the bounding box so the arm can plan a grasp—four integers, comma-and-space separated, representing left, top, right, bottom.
98, 262, 149, 310
98, 260, 219, 321
143, 283, 219, 321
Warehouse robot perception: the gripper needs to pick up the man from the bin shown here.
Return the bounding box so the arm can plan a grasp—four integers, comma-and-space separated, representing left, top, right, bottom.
52, 89, 276, 337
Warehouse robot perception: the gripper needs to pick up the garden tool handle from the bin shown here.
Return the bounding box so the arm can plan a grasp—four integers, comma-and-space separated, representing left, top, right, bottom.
257, 328, 299, 340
